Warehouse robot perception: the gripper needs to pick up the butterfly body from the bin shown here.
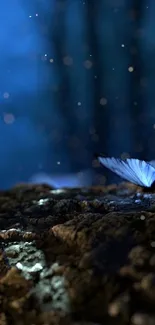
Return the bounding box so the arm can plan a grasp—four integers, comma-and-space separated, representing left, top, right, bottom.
98, 156, 155, 190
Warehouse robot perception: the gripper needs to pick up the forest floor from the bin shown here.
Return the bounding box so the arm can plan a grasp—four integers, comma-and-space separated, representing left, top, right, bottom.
0, 182, 155, 325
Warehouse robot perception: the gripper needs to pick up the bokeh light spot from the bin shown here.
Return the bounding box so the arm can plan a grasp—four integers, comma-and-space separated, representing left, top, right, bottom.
3, 92, 10, 99
83, 60, 93, 69
128, 66, 134, 72
3, 114, 15, 124
63, 56, 73, 66
100, 98, 108, 106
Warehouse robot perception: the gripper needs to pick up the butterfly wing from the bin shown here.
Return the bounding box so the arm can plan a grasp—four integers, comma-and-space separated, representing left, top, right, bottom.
149, 160, 155, 169
98, 157, 155, 187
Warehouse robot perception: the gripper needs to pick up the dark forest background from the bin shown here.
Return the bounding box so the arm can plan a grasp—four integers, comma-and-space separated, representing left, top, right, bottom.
0, 0, 155, 188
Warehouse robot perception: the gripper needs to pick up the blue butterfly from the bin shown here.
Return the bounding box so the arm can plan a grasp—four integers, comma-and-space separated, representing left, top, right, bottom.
98, 156, 155, 188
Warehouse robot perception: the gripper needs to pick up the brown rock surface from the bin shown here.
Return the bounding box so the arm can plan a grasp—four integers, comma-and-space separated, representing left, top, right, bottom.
0, 183, 155, 324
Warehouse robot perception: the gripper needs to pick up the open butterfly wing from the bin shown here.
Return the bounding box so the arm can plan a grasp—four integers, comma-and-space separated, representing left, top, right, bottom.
98, 157, 155, 187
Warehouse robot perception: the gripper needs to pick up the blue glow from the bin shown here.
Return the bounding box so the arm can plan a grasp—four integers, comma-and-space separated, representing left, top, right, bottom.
0, 1, 155, 188
30, 169, 92, 188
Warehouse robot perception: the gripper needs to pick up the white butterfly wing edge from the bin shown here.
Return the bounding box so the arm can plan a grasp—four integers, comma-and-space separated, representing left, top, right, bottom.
98, 157, 155, 187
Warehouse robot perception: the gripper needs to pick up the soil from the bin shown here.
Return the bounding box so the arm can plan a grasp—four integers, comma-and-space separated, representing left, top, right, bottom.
1, 182, 155, 325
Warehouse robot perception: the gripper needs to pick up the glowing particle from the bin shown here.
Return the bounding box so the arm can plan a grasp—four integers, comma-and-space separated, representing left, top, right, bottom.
57, 161, 61, 165
153, 124, 155, 129
63, 56, 73, 66
100, 97, 107, 106
49, 58, 54, 63
3, 92, 10, 99
77, 102, 81, 106
128, 66, 134, 72
112, 68, 115, 70
41, 55, 47, 61
29, 15, 32, 18
4, 113, 15, 124
35, 13, 38, 16
140, 215, 145, 220
121, 44, 125, 47
84, 60, 93, 69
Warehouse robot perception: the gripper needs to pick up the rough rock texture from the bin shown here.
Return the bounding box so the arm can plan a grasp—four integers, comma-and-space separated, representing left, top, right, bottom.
1, 182, 155, 324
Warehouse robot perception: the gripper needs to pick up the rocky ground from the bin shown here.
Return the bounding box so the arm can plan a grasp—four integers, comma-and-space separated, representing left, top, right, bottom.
1, 182, 155, 325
